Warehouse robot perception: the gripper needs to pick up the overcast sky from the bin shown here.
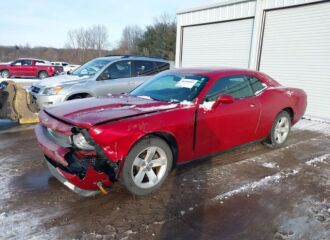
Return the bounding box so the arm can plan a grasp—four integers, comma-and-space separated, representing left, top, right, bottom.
0, 0, 208, 49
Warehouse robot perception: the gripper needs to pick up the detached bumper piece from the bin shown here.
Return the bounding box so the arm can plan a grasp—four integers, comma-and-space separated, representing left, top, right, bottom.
45, 160, 99, 197
35, 124, 117, 196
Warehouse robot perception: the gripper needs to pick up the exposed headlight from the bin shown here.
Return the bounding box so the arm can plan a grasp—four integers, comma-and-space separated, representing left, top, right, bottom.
72, 133, 95, 150
43, 86, 63, 95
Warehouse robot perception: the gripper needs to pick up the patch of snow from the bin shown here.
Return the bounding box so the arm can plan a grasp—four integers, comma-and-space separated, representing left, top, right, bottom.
305, 154, 330, 166
180, 210, 186, 216
137, 95, 152, 100
136, 104, 177, 112
262, 162, 278, 169
199, 101, 215, 111
112, 105, 136, 110
293, 119, 330, 135
0, 210, 58, 239
180, 100, 194, 106
213, 168, 300, 202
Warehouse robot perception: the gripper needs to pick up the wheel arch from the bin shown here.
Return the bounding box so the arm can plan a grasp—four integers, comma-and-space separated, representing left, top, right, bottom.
281, 107, 294, 122
66, 92, 94, 100
38, 70, 48, 75
128, 131, 178, 165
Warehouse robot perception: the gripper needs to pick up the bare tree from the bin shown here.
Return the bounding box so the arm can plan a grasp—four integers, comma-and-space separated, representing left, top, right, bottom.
65, 25, 109, 62
116, 25, 143, 54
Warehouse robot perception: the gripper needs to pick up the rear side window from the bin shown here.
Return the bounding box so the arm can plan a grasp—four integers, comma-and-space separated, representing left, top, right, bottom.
155, 61, 170, 73
205, 75, 254, 101
36, 61, 46, 65
134, 61, 157, 76
247, 76, 267, 94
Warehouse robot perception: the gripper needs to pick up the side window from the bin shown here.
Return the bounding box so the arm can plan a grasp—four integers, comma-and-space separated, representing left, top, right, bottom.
62, 63, 68, 66
13, 60, 23, 66
103, 61, 132, 79
22, 60, 32, 66
134, 61, 157, 76
247, 76, 267, 94
155, 61, 170, 73
205, 75, 254, 102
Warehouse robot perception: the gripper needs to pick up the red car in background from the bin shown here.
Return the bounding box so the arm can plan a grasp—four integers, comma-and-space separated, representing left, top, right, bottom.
34, 68, 307, 196
0, 58, 63, 79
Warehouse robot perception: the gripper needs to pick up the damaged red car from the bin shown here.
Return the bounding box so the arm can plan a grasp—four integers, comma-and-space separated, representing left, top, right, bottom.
34, 68, 307, 196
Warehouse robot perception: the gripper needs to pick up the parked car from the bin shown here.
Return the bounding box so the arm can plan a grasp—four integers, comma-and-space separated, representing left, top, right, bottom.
0, 58, 63, 79
30, 55, 170, 108
51, 61, 80, 73
34, 68, 307, 196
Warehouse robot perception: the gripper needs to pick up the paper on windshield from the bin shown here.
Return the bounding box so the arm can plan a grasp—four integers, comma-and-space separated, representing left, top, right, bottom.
175, 79, 198, 89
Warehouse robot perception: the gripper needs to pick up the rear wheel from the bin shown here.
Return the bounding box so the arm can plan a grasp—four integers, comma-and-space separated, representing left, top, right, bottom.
38, 71, 48, 79
266, 111, 291, 148
1, 70, 9, 78
121, 137, 173, 196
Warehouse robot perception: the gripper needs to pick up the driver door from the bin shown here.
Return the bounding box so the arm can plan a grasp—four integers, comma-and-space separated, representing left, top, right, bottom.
95, 60, 134, 96
194, 75, 261, 158
10, 60, 23, 76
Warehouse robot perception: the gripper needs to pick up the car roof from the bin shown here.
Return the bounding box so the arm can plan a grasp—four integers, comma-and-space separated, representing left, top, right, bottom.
18, 58, 48, 62
96, 55, 169, 62
167, 67, 258, 76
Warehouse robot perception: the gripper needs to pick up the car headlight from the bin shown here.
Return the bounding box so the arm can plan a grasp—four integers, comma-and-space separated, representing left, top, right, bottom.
43, 86, 63, 95
72, 133, 95, 150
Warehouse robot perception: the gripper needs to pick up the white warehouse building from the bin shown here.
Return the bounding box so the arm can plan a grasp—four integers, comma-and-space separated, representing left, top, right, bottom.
175, 0, 330, 120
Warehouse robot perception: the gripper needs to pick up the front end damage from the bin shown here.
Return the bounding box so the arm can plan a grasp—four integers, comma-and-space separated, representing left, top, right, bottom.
34, 112, 119, 196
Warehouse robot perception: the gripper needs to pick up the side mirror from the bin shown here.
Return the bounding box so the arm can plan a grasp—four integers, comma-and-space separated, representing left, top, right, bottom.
67, 71, 71, 75
212, 94, 234, 109
98, 72, 111, 81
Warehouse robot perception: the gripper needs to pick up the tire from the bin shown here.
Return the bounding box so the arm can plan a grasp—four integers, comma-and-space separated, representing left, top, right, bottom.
38, 71, 48, 79
265, 111, 291, 148
1, 70, 9, 78
121, 137, 173, 196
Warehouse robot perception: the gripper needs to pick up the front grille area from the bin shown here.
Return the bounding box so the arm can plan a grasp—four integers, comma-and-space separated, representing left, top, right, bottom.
31, 86, 41, 94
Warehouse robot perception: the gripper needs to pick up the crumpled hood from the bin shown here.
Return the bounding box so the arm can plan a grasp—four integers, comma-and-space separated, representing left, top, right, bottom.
34, 74, 92, 88
44, 95, 179, 128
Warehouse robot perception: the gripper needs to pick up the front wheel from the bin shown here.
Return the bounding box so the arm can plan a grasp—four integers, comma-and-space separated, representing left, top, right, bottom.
266, 111, 291, 148
121, 137, 173, 196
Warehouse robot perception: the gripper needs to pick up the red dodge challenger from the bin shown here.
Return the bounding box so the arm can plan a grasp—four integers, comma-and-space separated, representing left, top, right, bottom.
34, 68, 307, 196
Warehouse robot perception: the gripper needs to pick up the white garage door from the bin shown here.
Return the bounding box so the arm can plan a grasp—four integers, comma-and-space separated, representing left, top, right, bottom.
181, 18, 254, 68
259, 2, 330, 120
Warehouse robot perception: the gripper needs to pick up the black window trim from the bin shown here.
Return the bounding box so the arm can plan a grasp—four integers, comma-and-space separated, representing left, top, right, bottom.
204, 74, 256, 102
245, 74, 268, 96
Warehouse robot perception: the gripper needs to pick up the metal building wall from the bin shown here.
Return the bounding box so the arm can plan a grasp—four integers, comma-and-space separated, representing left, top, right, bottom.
176, 0, 324, 68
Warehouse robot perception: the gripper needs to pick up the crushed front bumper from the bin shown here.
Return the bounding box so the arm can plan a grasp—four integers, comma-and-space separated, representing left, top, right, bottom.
35, 124, 114, 196
45, 160, 99, 197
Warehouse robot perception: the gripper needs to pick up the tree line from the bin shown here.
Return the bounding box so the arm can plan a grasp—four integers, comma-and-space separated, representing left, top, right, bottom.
0, 14, 176, 64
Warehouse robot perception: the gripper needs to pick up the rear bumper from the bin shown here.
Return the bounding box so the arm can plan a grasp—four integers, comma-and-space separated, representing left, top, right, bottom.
35, 124, 113, 195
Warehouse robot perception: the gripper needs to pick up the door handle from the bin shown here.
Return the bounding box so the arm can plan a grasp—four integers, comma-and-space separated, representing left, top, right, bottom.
249, 103, 256, 108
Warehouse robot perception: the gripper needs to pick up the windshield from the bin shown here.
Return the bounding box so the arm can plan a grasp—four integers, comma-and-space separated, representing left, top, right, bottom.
130, 73, 209, 103
72, 59, 111, 77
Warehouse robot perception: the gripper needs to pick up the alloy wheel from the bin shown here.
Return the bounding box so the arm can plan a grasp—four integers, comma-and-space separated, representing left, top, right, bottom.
131, 146, 168, 189
274, 116, 290, 144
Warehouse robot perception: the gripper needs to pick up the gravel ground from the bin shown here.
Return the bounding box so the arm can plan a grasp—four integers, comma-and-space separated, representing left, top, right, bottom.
0, 119, 329, 240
